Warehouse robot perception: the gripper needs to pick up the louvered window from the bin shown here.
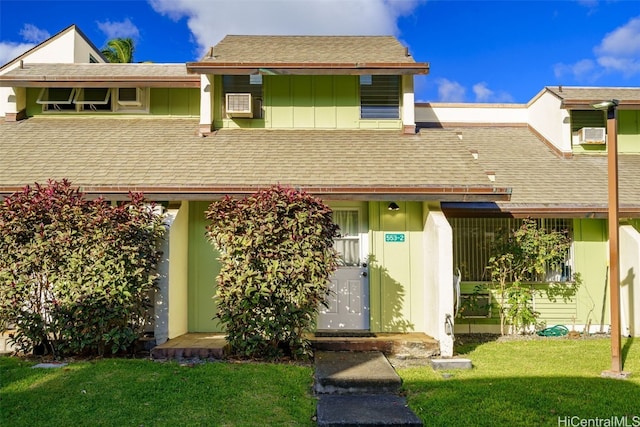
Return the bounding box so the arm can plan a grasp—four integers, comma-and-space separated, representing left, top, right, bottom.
570, 110, 606, 132
451, 218, 573, 283
360, 75, 400, 119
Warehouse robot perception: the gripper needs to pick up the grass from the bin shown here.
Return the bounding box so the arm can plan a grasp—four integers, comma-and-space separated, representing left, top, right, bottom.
399, 337, 640, 427
3, 338, 639, 427
0, 357, 316, 427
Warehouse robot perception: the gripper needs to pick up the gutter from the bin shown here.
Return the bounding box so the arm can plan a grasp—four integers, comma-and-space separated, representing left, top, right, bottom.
0, 184, 511, 202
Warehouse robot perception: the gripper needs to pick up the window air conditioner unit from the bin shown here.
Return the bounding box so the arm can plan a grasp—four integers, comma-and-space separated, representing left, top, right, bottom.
578, 127, 606, 145
225, 93, 252, 118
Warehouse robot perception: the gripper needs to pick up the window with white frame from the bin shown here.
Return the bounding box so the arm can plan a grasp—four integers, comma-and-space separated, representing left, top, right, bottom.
37, 88, 77, 111
37, 87, 148, 113
451, 218, 574, 283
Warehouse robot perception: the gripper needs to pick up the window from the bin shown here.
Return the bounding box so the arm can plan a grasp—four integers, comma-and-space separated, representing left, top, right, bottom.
89, 54, 99, 63
117, 88, 142, 106
38, 87, 148, 113
333, 210, 361, 266
571, 110, 606, 133
451, 218, 573, 283
37, 88, 76, 110
75, 88, 111, 111
223, 75, 263, 119
360, 75, 400, 119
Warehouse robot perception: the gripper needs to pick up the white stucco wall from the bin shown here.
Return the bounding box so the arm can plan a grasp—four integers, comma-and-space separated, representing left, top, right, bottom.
527, 90, 571, 153
1, 27, 104, 117
620, 225, 640, 337
423, 206, 454, 357
415, 103, 527, 126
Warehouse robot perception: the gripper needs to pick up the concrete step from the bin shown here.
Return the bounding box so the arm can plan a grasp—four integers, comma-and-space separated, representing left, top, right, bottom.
316, 394, 423, 427
314, 351, 402, 395
150, 334, 227, 360
310, 333, 439, 359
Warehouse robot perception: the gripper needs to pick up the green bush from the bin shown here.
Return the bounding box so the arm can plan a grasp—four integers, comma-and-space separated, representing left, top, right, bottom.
0, 180, 164, 357
206, 186, 338, 360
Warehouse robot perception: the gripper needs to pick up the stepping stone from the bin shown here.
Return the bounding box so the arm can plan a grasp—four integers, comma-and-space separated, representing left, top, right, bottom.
316, 394, 423, 427
314, 351, 401, 394
430, 358, 472, 370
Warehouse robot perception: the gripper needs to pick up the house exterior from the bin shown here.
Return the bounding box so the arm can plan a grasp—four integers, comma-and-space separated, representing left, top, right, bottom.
0, 25, 107, 121
417, 88, 640, 337
1, 28, 639, 356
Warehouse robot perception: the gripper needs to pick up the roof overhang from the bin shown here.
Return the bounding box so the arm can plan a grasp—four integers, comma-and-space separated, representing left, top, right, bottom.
0, 77, 200, 88
442, 202, 640, 219
186, 62, 430, 76
561, 100, 640, 110
0, 184, 510, 202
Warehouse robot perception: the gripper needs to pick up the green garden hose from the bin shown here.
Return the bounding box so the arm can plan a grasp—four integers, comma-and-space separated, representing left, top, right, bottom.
536, 325, 569, 337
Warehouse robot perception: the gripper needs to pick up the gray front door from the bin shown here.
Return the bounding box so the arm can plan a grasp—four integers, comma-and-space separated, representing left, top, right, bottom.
318, 209, 369, 330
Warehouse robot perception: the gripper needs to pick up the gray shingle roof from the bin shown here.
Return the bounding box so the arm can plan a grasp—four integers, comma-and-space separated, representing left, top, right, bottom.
206, 35, 419, 64
0, 63, 199, 87
448, 126, 640, 208
0, 117, 496, 198
544, 86, 640, 106
2, 118, 639, 211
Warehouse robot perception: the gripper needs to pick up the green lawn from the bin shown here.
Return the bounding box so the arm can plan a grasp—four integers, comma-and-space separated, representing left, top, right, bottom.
399, 337, 640, 427
0, 358, 316, 427
2, 338, 639, 427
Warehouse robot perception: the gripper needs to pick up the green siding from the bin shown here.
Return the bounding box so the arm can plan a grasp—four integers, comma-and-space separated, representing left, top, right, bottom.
24, 87, 199, 116
150, 88, 199, 116
368, 201, 424, 332
572, 219, 609, 328
619, 110, 640, 153
187, 201, 223, 332
215, 75, 400, 129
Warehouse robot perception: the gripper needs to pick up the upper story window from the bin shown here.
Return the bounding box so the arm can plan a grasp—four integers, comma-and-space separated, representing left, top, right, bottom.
223, 75, 263, 119
360, 75, 400, 119
36, 87, 148, 113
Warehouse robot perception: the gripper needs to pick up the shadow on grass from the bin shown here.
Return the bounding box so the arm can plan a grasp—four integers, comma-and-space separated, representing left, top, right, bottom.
454, 333, 500, 355
404, 375, 640, 427
623, 338, 635, 369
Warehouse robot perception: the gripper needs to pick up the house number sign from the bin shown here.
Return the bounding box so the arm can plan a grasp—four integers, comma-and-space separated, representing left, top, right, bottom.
384, 233, 405, 243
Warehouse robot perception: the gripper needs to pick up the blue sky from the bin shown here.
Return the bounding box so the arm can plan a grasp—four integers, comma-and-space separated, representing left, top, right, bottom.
0, 0, 638, 103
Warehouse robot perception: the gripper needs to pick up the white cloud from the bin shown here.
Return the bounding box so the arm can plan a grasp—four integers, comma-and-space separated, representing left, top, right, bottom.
554, 16, 640, 82
594, 16, 640, 77
97, 18, 140, 40
0, 42, 35, 66
19, 24, 50, 44
148, 0, 424, 57
554, 59, 598, 82
436, 78, 466, 102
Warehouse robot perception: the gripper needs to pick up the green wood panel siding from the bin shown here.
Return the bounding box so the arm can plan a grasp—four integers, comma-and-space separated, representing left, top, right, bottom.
25, 87, 199, 116
368, 201, 423, 333
619, 110, 640, 153
292, 75, 314, 127
150, 88, 199, 116
267, 76, 294, 128
187, 201, 223, 332
572, 219, 609, 328
335, 76, 359, 128
314, 75, 337, 128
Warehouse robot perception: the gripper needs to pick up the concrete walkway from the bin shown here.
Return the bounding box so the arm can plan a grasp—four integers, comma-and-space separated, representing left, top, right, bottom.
314, 351, 423, 427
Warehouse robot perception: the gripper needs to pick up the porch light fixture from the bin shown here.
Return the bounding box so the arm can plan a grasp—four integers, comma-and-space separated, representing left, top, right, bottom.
388, 202, 400, 211
592, 99, 628, 378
